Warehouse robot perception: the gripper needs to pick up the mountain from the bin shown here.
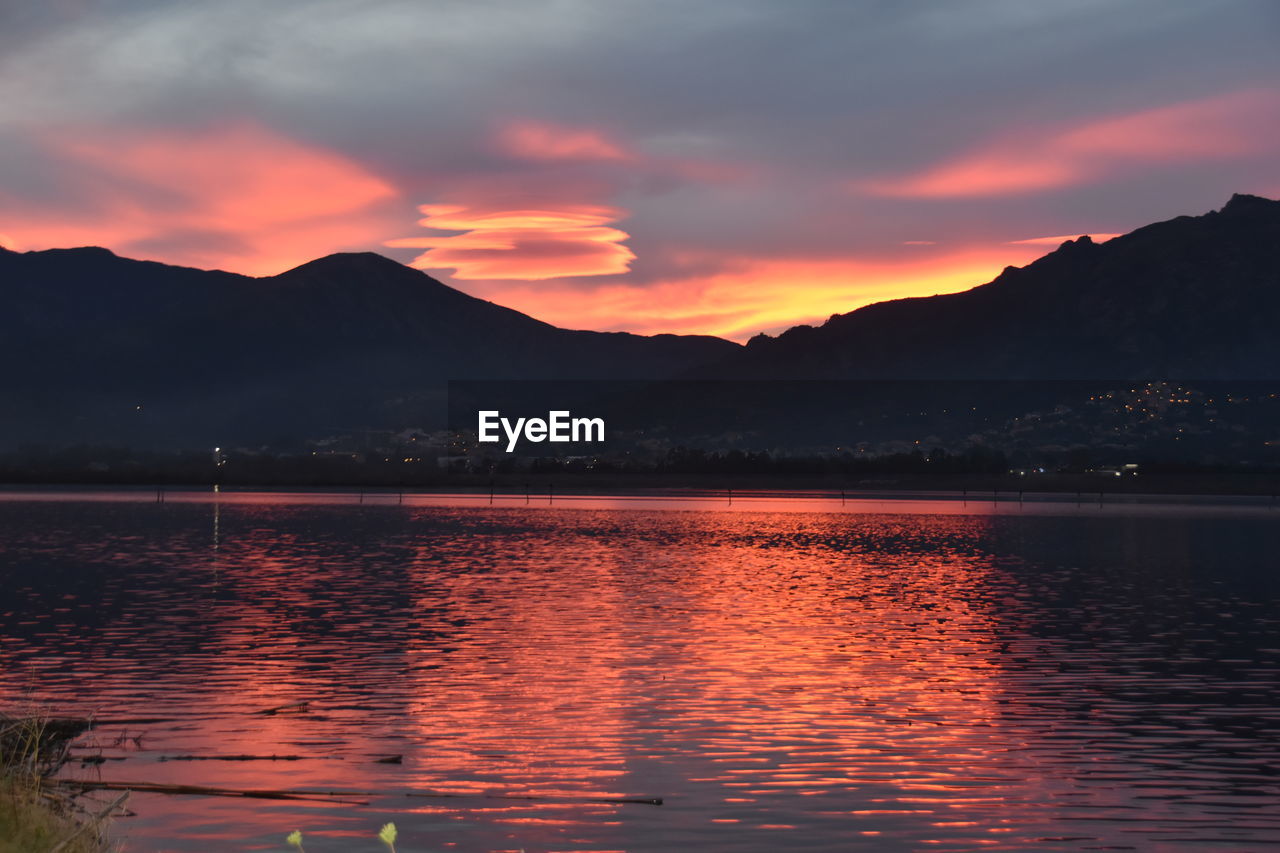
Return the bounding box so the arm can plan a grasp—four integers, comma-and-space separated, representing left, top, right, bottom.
0, 247, 737, 448
712, 193, 1280, 380
4, 193, 1277, 453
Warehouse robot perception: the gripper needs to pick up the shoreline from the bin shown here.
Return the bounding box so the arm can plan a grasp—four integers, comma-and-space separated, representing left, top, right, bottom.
1, 471, 1278, 500
2, 482, 1277, 514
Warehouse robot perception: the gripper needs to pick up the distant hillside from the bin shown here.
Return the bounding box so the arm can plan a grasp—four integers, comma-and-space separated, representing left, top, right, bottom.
4, 194, 1277, 454
0, 248, 737, 448
713, 194, 1280, 379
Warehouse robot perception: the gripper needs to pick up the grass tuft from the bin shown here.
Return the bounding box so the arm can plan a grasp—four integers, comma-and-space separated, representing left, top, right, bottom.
1, 710, 113, 853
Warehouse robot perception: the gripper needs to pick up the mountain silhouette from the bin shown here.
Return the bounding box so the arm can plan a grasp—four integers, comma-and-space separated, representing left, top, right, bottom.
711, 193, 1280, 379
0, 247, 736, 447
2, 193, 1276, 450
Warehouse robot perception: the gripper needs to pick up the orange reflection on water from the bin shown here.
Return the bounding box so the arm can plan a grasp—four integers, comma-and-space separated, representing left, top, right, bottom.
0, 495, 1277, 851
376, 509, 1023, 849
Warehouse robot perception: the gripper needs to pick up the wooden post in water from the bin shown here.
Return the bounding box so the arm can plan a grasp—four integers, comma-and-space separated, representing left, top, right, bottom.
548, 483, 554, 504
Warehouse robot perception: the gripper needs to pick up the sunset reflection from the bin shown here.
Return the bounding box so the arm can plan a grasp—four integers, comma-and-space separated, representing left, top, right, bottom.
1, 497, 1278, 850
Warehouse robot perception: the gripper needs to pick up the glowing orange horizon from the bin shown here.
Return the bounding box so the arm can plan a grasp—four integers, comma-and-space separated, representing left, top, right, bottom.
3, 92, 1268, 340
459, 244, 1057, 342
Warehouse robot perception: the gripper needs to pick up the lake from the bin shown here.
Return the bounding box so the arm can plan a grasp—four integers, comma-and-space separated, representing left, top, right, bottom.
2, 488, 1279, 851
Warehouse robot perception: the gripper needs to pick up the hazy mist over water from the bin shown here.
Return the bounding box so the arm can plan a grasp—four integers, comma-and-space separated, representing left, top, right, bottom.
2, 493, 1278, 851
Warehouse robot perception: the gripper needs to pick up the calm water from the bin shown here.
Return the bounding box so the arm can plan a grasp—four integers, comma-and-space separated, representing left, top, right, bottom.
1, 490, 1279, 852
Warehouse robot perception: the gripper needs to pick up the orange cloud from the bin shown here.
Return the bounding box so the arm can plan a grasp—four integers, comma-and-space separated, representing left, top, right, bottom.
460, 244, 1049, 340
863, 89, 1279, 198
496, 120, 634, 163
0, 122, 398, 274
386, 203, 635, 280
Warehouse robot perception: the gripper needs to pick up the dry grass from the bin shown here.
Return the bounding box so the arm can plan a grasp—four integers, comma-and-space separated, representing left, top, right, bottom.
0, 711, 117, 853
0, 778, 100, 853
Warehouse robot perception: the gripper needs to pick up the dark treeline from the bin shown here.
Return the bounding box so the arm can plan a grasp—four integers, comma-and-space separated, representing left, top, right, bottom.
2, 445, 1277, 495
525, 446, 1011, 475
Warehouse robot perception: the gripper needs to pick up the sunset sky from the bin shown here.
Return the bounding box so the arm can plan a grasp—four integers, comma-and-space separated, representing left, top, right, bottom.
1, 1, 1278, 341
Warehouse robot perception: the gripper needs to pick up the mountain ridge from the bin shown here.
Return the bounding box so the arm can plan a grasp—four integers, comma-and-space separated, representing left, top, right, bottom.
716, 193, 1280, 379
2, 193, 1276, 449
0, 244, 737, 447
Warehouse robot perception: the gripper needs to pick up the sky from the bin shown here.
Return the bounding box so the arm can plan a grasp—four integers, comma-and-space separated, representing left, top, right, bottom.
0, 1, 1278, 341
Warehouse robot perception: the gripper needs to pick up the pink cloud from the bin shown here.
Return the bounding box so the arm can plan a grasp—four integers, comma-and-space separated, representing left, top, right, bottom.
861, 89, 1280, 199
0, 122, 399, 275
386, 203, 635, 280
496, 120, 634, 163
494, 119, 759, 187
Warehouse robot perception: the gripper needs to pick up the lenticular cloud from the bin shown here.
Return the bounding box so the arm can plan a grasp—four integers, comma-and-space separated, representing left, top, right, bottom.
386, 203, 635, 280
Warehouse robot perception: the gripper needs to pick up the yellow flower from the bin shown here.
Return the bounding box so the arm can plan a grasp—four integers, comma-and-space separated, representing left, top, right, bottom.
285, 830, 303, 849
378, 822, 398, 848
